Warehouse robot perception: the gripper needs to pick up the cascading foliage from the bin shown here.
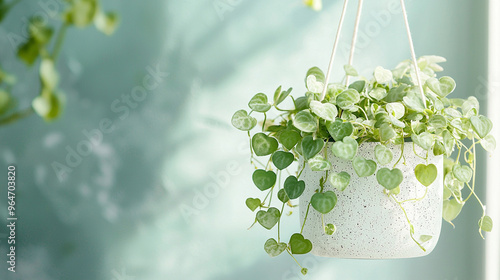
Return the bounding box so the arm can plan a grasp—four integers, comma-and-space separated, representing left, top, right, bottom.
231, 56, 495, 274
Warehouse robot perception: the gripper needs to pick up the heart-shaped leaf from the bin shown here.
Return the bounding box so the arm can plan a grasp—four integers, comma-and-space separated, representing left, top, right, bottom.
289, 233, 312, 254
426, 76, 456, 97
326, 119, 353, 141
325, 223, 336, 235
308, 154, 331, 171
349, 80, 366, 93
443, 198, 463, 223
336, 89, 360, 109
452, 164, 472, 183
374, 144, 393, 165
293, 110, 317, 133
414, 164, 438, 187
328, 171, 350, 191
256, 207, 280, 230
369, 88, 388, 100
429, 115, 447, 129
277, 189, 289, 203
352, 156, 377, 177
379, 123, 396, 141
386, 102, 405, 119
374, 66, 393, 84
301, 135, 324, 160
246, 198, 261, 211
310, 100, 338, 121
272, 151, 294, 170
479, 216, 493, 232
376, 168, 404, 190
480, 134, 496, 152
264, 238, 287, 257
331, 136, 358, 161
470, 115, 493, 139
231, 110, 257, 131
279, 129, 301, 150
284, 176, 306, 199
252, 169, 276, 191
274, 86, 292, 106
411, 132, 434, 150
344, 64, 358, 76
403, 92, 425, 112
248, 93, 271, 112
311, 191, 337, 214
442, 130, 455, 156
252, 133, 278, 156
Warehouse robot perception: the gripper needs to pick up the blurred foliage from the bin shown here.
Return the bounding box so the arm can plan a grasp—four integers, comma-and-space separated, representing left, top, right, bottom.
0, 0, 119, 126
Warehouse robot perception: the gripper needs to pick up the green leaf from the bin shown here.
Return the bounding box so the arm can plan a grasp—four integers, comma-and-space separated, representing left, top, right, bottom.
443, 198, 463, 224
277, 189, 289, 203
420, 235, 433, 242
331, 136, 358, 161
64, 0, 98, 27
433, 141, 446, 156
374, 66, 393, 84
376, 168, 404, 190
40, 59, 59, 90
311, 191, 337, 214
352, 156, 377, 177
442, 130, 455, 156
309, 100, 338, 121
301, 135, 324, 160
470, 115, 493, 139
272, 151, 294, 170
264, 238, 287, 257
386, 102, 405, 119
289, 233, 312, 254
479, 216, 493, 232
426, 76, 456, 97
379, 123, 396, 142
246, 198, 261, 211
252, 169, 276, 191
384, 85, 407, 102
293, 110, 317, 133
308, 154, 331, 171
452, 164, 472, 183
348, 80, 366, 93
374, 144, 393, 165
32, 92, 63, 121
480, 134, 496, 152
325, 223, 336, 235
369, 88, 388, 100
428, 115, 447, 129
414, 164, 438, 187
256, 207, 280, 230
284, 176, 305, 199
411, 132, 434, 150
305, 67, 325, 87
94, 11, 119, 35
344, 64, 358, 76
336, 89, 360, 109
17, 38, 41, 65
462, 96, 479, 117
403, 92, 425, 112
294, 96, 309, 111
0, 90, 12, 115
252, 133, 278, 156
279, 130, 301, 150
326, 119, 353, 141
329, 171, 350, 191
248, 93, 272, 112
231, 110, 257, 131
274, 86, 292, 106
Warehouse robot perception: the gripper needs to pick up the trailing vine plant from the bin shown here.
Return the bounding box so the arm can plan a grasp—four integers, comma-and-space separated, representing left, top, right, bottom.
0, 0, 119, 126
231, 56, 495, 274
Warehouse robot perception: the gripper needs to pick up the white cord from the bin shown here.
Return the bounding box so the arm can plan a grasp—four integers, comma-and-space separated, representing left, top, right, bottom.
346, 0, 363, 86
320, 0, 350, 101
400, 0, 427, 108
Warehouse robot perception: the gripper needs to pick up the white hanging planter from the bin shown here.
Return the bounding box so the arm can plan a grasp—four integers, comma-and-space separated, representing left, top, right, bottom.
299, 142, 443, 259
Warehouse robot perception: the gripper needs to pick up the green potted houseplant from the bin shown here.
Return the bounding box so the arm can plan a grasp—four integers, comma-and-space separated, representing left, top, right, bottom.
231, 55, 495, 274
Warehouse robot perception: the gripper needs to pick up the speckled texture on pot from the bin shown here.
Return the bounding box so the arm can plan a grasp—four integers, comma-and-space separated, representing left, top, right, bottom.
299, 142, 443, 259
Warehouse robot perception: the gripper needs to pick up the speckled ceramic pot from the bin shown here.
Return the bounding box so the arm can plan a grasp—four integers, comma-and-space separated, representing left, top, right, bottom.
299, 142, 443, 259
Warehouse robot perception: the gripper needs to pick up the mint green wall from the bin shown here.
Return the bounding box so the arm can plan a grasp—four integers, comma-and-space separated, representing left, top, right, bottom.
0, 1, 488, 279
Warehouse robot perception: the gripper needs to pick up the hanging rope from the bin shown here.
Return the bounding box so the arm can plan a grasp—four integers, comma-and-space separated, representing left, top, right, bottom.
319, 0, 350, 101
346, 0, 363, 86
400, 0, 427, 108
